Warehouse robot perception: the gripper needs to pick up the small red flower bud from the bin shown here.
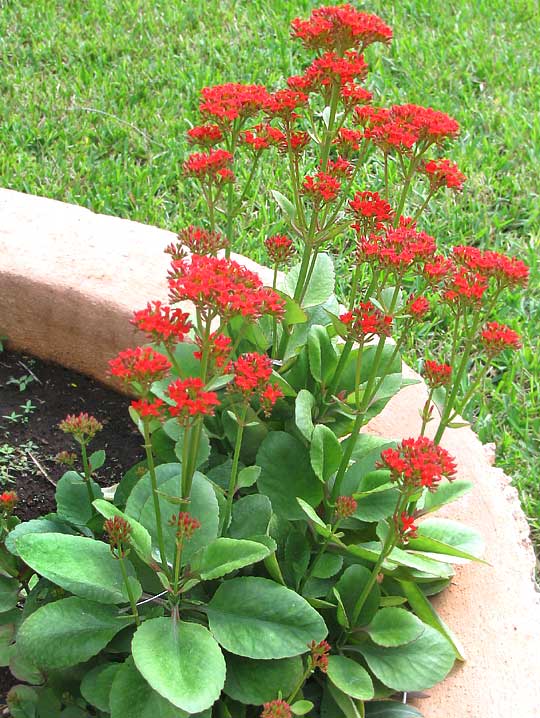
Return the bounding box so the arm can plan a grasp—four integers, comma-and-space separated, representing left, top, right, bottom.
261, 699, 292, 718
481, 322, 521, 356
398, 512, 418, 540
0, 491, 18, 514
169, 512, 201, 541
55, 450, 77, 467
309, 639, 331, 673
58, 413, 103, 444
423, 360, 452, 388
265, 235, 295, 265
104, 516, 132, 558
335, 495, 358, 520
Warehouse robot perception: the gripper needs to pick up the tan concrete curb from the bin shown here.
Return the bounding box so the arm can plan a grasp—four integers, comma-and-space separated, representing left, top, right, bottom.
1, 188, 539, 716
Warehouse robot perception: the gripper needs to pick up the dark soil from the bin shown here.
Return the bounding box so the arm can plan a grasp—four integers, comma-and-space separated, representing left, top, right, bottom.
0, 349, 144, 702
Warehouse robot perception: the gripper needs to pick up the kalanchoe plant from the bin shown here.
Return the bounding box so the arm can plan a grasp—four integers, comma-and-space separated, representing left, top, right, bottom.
0, 5, 529, 717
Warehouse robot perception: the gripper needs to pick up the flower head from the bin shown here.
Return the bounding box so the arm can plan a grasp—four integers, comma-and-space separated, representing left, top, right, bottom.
380, 436, 457, 491
421, 158, 465, 191
340, 302, 392, 340
55, 450, 77, 467
364, 104, 459, 153
335, 495, 358, 519
406, 294, 430, 319
481, 322, 521, 356
261, 700, 292, 718
240, 123, 285, 151
349, 190, 393, 234
443, 268, 488, 307
398, 512, 418, 539
167, 377, 219, 425
168, 512, 201, 541
0, 491, 18, 514
264, 89, 309, 120
327, 156, 354, 179
357, 224, 436, 273
423, 360, 452, 388
309, 639, 331, 673
58, 412, 103, 444
194, 332, 233, 373
265, 235, 295, 266
291, 6, 392, 53
302, 171, 341, 203
131, 398, 167, 419
187, 124, 223, 147
104, 516, 132, 558
199, 83, 270, 126
131, 301, 192, 346
452, 246, 529, 289
183, 149, 234, 185
333, 127, 364, 155
109, 347, 171, 392
232, 353, 282, 415
172, 225, 229, 257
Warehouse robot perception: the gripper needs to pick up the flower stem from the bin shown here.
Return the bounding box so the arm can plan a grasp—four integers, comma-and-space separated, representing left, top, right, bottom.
79, 442, 96, 510
142, 419, 168, 573
222, 404, 248, 534
118, 555, 140, 626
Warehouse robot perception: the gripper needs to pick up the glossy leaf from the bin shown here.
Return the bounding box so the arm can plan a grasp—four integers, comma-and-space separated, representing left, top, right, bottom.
308, 325, 338, 383
81, 663, 121, 712
109, 657, 186, 718
93, 499, 152, 564
310, 425, 342, 483
366, 608, 425, 647
229, 494, 272, 539
327, 655, 374, 700
55, 471, 102, 525
196, 538, 271, 580
295, 389, 316, 440
407, 518, 485, 561
224, 654, 303, 705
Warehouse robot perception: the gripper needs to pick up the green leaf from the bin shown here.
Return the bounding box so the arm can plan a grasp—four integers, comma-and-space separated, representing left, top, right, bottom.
196, 538, 271, 580
407, 518, 485, 561
366, 608, 425, 647
271, 189, 296, 220
323, 682, 363, 718
55, 471, 102, 525
308, 325, 338, 383
114, 460, 148, 507
5, 517, 76, 556
312, 553, 343, 579
359, 624, 455, 691
207, 576, 327, 659
291, 701, 314, 715
0, 575, 19, 612
420, 479, 473, 513
81, 663, 121, 711
89, 449, 106, 472
365, 702, 424, 717
282, 253, 335, 308
175, 427, 211, 469
8, 646, 44, 686
224, 654, 303, 705
93, 499, 152, 564
310, 425, 342, 483
16, 533, 138, 604
385, 545, 453, 578
17, 597, 130, 670
126, 465, 219, 565
335, 565, 380, 626
237, 465, 261, 489
109, 657, 185, 718
7, 685, 39, 718
284, 530, 311, 587
229, 494, 272, 539
132, 617, 225, 713
257, 432, 323, 520
345, 469, 400, 522
295, 389, 316, 440
296, 498, 331, 536
273, 290, 308, 325
0, 624, 15, 667
327, 655, 374, 700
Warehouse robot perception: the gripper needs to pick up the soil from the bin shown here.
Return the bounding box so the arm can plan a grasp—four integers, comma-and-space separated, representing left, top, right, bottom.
0, 349, 143, 702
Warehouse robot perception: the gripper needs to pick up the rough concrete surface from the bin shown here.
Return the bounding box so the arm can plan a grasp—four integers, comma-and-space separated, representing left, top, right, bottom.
1, 188, 539, 716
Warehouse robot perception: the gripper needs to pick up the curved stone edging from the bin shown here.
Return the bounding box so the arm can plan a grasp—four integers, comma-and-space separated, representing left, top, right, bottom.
1, 188, 539, 717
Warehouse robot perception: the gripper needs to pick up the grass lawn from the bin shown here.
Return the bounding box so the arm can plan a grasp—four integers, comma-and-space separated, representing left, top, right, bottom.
1, 0, 538, 545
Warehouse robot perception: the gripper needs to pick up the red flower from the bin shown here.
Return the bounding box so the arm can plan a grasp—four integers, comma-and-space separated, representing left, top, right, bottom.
335, 495, 358, 519
481, 322, 521, 355
261, 700, 292, 718
357, 224, 437, 273
264, 89, 309, 120
407, 294, 430, 319
240, 123, 285, 151
422, 255, 454, 284
349, 190, 393, 234
195, 332, 233, 372
327, 156, 354, 179
260, 383, 284, 416
302, 50, 368, 93
183, 149, 234, 185
58, 412, 103, 443
341, 81, 373, 108
364, 104, 459, 153
168, 225, 229, 257
131, 398, 167, 418
278, 131, 311, 154
167, 377, 219, 424
169, 512, 201, 541
0, 491, 18, 513
187, 124, 223, 147
399, 512, 418, 538
199, 83, 270, 126
104, 516, 131, 557
232, 353, 282, 414
109, 347, 171, 390
340, 302, 392, 340
265, 235, 295, 265
380, 436, 457, 491
423, 360, 452, 388
131, 301, 192, 345
333, 127, 364, 154
291, 5, 392, 53
443, 268, 488, 307
302, 171, 341, 203
168, 254, 285, 323
309, 639, 331, 673
421, 158, 465, 191
452, 246, 529, 289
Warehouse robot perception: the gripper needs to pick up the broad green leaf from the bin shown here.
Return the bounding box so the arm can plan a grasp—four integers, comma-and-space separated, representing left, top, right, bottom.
89, 449, 106, 472
110, 657, 186, 718
237, 465, 261, 489
308, 325, 338, 383
345, 468, 399, 522
114, 460, 148, 508
196, 538, 271, 580
407, 518, 485, 561
365, 701, 424, 717
8, 645, 44, 686
207, 576, 327, 659
385, 545, 453, 578
257, 432, 323, 520
174, 426, 211, 469
295, 389, 316, 440
271, 189, 296, 220
338, 344, 401, 393
55, 471, 102, 525
132, 618, 225, 713
296, 497, 331, 536
313, 553, 343, 579
335, 565, 380, 627
93, 499, 152, 564
282, 253, 335, 308
126, 465, 219, 565
5, 517, 76, 557
291, 700, 314, 715
0, 575, 19, 612
17, 597, 130, 670
350, 435, 396, 463
420, 479, 473, 513
7, 685, 39, 718
284, 530, 311, 587
81, 663, 121, 712
0, 624, 15, 667
310, 425, 342, 483
224, 654, 303, 705
366, 608, 425, 647
323, 681, 363, 718
359, 624, 455, 691
273, 291, 308, 325
229, 494, 272, 539
327, 655, 374, 700
16, 533, 138, 605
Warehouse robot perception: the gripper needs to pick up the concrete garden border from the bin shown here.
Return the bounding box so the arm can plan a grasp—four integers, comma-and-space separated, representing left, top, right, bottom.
1, 188, 539, 716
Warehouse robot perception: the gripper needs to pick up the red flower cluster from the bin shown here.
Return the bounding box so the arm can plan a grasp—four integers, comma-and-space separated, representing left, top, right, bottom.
452, 246, 529, 289
0, 491, 18, 514
131, 398, 167, 419
261, 700, 292, 718
398, 512, 418, 539
183, 149, 234, 185
423, 360, 452, 388
132, 301, 192, 345
406, 294, 430, 319
169, 512, 201, 541
443, 268, 488, 307
297, 50, 368, 94
349, 190, 393, 234
309, 639, 331, 673
168, 254, 285, 323
232, 353, 283, 414
278, 131, 311, 154
291, 5, 392, 52
481, 322, 521, 355
241, 123, 284, 151
421, 158, 465, 191
169, 225, 229, 257
341, 81, 373, 108
167, 377, 219, 424
264, 89, 309, 120
104, 516, 131, 557
109, 347, 171, 390
199, 83, 270, 125
340, 302, 393, 340
265, 234, 295, 265
195, 332, 233, 373
363, 104, 459, 152
58, 412, 103, 443
333, 127, 364, 155
302, 171, 341, 203
357, 224, 437, 273
326, 156, 354, 179
187, 124, 223, 147
335, 495, 358, 519
380, 436, 457, 491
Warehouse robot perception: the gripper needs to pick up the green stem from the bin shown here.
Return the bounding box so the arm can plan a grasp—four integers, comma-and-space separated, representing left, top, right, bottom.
420, 387, 435, 436
222, 404, 248, 534
287, 664, 313, 704
351, 533, 396, 626
143, 420, 168, 572
119, 555, 140, 626
79, 442, 95, 510
172, 540, 184, 596
326, 338, 353, 400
